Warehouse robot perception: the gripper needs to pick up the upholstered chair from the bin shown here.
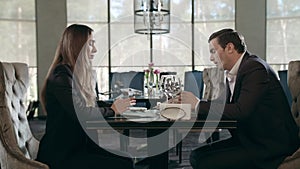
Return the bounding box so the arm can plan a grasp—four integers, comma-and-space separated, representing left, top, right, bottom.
201, 67, 231, 143
109, 71, 144, 99
177, 68, 227, 163
0, 62, 48, 169
202, 67, 225, 100
278, 60, 300, 169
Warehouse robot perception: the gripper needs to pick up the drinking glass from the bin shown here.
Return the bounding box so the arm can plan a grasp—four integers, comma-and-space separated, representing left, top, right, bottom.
160, 75, 182, 101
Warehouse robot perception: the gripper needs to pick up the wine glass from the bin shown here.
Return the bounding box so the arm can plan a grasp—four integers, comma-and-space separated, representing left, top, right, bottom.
160, 75, 182, 101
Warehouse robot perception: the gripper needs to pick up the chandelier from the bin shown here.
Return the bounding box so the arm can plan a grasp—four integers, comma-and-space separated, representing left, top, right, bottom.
134, 0, 170, 35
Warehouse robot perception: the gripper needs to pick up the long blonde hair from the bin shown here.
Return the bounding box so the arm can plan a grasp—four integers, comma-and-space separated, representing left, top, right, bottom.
74, 42, 97, 107
41, 24, 96, 113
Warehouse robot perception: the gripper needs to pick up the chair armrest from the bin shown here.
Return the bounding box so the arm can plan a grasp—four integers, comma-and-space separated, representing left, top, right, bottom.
3, 153, 49, 169
0, 139, 49, 169
282, 148, 300, 163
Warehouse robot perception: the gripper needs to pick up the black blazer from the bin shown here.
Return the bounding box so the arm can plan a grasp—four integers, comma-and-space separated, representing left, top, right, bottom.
199, 52, 299, 169
36, 64, 115, 168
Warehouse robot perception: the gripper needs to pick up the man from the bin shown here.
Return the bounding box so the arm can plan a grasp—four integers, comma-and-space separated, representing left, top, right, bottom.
180, 28, 299, 169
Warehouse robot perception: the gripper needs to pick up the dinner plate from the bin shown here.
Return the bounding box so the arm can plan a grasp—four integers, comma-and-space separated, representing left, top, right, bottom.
160, 107, 186, 120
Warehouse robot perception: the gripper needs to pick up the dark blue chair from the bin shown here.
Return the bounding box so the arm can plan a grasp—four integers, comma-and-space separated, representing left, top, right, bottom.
278, 70, 292, 107
184, 70, 204, 99
109, 71, 144, 99
175, 70, 204, 163
108, 72, 146, 152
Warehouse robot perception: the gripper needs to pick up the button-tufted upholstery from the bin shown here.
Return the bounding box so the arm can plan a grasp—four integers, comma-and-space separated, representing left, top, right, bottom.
201, 67, 231, 143
278, 60, 300, 169
202, 67, 225, 100
0, 62, 48, 169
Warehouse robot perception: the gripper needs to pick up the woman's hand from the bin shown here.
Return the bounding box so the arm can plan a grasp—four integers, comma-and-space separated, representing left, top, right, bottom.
111, 97, 136, 115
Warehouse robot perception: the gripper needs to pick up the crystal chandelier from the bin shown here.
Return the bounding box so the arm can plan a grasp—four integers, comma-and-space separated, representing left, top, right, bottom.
134, 0, 170, 35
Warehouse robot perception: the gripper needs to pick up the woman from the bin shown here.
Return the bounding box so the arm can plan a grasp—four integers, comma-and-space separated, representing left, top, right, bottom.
36, 24, 135, 169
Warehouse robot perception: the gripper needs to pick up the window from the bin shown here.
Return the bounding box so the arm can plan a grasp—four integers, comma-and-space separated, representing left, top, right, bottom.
194, 0, 235, 70
0, 0, 37, 101
267, 0, 300, 71
67, 0, 235, 99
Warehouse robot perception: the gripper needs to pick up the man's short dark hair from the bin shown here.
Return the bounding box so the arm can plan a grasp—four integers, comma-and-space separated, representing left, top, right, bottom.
208, 28, 246, 53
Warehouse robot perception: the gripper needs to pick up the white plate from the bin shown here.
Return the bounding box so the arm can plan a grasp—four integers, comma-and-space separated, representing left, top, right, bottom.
160, 107, 186, 120
128, 107, 147, 111
159, 103, 191, 120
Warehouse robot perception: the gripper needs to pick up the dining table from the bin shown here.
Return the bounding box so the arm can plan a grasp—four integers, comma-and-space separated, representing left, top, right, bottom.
84, 109, 236, 169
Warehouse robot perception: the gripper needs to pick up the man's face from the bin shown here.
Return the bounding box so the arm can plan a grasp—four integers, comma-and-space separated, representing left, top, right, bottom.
209, 38, 226, 70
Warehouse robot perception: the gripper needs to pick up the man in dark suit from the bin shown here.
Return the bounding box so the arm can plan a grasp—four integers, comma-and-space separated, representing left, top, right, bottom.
180, 28, 299, 169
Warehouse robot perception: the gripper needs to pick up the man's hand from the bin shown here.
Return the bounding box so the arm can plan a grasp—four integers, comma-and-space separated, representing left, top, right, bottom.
179, 91, 200, 110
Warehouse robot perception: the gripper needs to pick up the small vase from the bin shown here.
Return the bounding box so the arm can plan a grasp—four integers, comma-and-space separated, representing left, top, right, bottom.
147, 79, 155, 97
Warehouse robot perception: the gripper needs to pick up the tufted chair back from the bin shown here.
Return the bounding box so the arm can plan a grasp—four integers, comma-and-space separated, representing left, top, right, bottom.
202, 67, 225, 100
201, 67, 232, 144
278, 60, 300, 169
288, 61, 300, 137
0, 62, 48, 169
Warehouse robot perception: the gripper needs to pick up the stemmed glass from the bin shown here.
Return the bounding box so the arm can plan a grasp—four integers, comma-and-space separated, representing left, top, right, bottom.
160, 75, 182, 102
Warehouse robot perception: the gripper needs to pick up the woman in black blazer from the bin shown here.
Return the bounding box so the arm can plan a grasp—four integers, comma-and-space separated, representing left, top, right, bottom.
36, 24, 135, 169
181, 29, 299, 169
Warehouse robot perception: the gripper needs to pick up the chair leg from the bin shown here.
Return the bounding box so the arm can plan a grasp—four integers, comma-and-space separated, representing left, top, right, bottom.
175, 131, 183, 164
173, 129, 179, 155
178, 140, 182, 164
